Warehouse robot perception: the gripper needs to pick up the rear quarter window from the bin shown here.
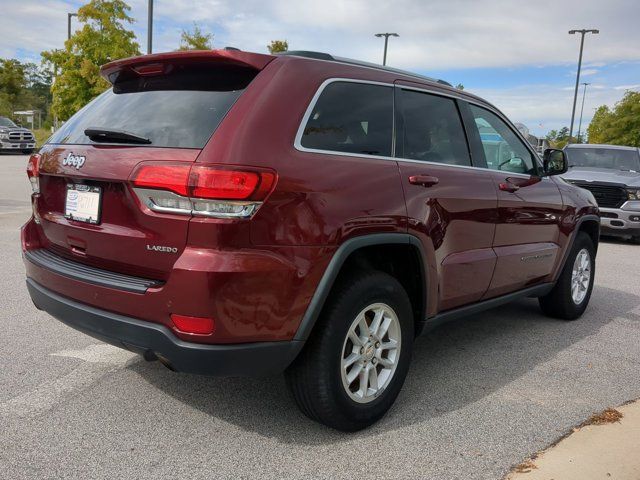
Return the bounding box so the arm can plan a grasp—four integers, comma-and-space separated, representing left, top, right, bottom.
300, 81, 393, 157
48, 64, 257, 149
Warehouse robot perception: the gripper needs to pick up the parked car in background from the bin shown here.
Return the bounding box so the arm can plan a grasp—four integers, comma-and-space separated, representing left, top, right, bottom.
22, 49, 600, 431
563, 144, 640, 244
0, 117, 36, 154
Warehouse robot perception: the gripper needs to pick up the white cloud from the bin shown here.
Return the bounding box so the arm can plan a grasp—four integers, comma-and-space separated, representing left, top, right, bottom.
473, 83, 629, 136
0, 1, 71, 59
1, 0, 640, 70
613, 84, 640, 90
1, 0, 637, 135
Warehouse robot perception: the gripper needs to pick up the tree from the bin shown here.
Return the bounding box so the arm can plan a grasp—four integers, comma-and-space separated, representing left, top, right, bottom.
0, 59, 24, 116
545, 126, 576, 149
0, 59, 52, 121
455, 83, 464, 90
0, 59, 24, 99
587, 105, 611, 144
178, 23, 213, 50
587, 91, 640, 147
42, 0, 140, 120
267, 40, 288, 54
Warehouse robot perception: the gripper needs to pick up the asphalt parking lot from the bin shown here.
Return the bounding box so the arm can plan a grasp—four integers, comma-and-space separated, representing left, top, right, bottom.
1, 153, 639, 479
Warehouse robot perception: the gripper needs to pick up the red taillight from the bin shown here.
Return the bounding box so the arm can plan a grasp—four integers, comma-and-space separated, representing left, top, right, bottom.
131, 163, 191, 196
190, 166, 275, 200
27, 154, 40, 193
170, 314, 215, 335
130, 163, 276, 200
27, 154, 40, 178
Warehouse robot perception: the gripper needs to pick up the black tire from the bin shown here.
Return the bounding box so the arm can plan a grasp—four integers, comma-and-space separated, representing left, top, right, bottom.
630, 236, 640, 245
539, 232, 595, 320
286, 270, 414, 431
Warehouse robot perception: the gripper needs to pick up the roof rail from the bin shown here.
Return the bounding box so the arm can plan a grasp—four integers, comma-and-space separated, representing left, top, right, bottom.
276, 50, 452, 87
276, 50, 335, 61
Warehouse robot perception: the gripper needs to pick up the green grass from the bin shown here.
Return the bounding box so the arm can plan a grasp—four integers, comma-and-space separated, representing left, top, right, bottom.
33, 128, 52, 148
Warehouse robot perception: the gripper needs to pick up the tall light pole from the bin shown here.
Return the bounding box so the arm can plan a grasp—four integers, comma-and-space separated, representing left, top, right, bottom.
375, 33, 399, 66
147, 0, 153, 54
568, 29, 599, 143
67, 12, 77, 41
576, 82, 590, 143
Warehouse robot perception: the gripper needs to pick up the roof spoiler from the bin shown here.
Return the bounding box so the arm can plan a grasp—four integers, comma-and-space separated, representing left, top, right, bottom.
100, 50, 275, 85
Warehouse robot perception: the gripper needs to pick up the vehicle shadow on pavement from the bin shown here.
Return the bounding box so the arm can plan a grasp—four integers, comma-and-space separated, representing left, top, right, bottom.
130, 285, 640, 443
599, 235, 636, 246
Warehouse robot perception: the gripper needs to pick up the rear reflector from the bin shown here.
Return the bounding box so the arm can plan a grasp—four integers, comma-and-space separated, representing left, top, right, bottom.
170, 314, 215, 335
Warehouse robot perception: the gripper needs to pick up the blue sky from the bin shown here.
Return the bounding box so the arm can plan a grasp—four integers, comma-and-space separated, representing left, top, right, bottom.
2, 0, 639, 138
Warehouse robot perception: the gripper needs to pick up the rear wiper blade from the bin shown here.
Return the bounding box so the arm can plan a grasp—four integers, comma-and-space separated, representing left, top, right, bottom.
84, 127, 151, 144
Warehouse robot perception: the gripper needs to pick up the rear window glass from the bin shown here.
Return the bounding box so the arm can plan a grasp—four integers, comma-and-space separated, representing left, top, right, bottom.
301, 82, 393, 157
399, 89, 470, 166
48, 64, 256, 149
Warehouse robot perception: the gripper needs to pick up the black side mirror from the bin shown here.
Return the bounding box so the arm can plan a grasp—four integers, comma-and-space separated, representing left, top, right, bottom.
543, 148, 568, 176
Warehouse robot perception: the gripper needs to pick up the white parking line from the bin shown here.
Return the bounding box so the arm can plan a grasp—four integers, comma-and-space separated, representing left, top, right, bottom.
0, 344, 136, 419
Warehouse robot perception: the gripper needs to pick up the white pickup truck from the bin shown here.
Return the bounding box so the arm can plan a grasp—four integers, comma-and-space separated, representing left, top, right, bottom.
0, 117, 36, 154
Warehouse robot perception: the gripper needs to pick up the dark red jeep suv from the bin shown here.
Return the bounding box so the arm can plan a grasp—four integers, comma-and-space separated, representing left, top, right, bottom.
22, 49, 600, 431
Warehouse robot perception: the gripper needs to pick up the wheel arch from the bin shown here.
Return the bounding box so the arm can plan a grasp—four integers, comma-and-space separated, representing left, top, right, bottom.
578, 217, 600, 252
293, 234, 427, 342
554, 214, 600, 283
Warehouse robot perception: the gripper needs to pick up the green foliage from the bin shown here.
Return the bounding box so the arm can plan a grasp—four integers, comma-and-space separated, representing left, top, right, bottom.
0, 59, 52, 120
34, 128, 53, 147
0, 59, 24, 99
455, 83, 464, 90
178, 23, 213, 50
267, 40, 288, 54
42, 0, 140, 120
587, 91, 640, 147
545, 126, 577, 149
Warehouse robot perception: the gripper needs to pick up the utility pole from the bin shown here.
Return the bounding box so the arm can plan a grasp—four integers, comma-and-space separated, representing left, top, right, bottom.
67, 12, 77, 41
375, 33, 399, 66
147, 0, 153, 54
576, 82, 590, 143
568, 29, 599, 143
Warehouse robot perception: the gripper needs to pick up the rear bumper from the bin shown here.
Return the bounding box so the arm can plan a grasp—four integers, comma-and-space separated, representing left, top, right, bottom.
27, 278, 303, 376
600, 206, 640, 238
22, 215, 331, 344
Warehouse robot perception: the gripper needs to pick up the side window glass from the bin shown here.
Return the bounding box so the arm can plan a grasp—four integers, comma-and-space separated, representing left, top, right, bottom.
469, 104, 536, 175
400, 89, 471, 166
300, 82, 393, 157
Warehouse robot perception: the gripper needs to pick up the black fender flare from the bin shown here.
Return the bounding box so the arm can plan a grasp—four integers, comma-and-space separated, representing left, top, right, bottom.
554, 213, 600, 282
293, 233, 427, 342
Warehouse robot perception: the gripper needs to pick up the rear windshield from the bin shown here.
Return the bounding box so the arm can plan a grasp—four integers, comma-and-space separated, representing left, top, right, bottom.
566, 147, 640, 171
48, 64, 256, 149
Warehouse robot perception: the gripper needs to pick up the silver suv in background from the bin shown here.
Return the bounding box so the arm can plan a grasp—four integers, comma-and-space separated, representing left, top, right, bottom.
563, 143, 640, 244
0, 117, 36, 154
